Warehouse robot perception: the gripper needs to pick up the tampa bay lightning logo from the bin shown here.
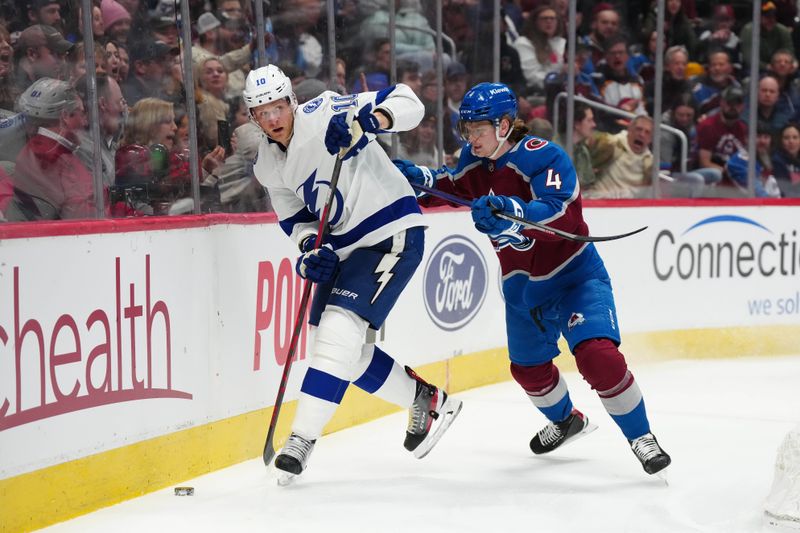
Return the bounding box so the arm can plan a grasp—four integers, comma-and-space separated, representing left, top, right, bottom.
303, 97, 323, 113
297, 170, 344, 226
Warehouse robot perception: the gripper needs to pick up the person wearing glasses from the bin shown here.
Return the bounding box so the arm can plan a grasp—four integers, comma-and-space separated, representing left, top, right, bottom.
393, 81, 671, 476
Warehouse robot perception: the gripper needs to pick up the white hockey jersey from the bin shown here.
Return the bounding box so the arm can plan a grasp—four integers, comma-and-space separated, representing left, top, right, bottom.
253, 84, 426, 259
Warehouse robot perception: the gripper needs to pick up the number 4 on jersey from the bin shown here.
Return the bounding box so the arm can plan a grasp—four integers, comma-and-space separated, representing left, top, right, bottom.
545, 168, 562, 190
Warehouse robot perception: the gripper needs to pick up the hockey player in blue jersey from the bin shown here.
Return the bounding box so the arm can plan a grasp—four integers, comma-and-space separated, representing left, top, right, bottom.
244, 65, 462, 483
394, 82, 670, 475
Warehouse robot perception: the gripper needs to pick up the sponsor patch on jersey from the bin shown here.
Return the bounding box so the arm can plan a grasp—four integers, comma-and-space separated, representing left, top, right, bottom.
524, 138, 548, 151
567, 312, 585, 330
422, 235, 488, 331
303, 97, 323, 113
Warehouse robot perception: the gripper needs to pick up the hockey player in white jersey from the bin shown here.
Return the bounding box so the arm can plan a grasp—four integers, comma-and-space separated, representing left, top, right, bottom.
244, 65, 462, 483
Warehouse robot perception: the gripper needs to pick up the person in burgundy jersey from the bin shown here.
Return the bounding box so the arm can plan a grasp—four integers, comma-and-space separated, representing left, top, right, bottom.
393, 82, 671, 476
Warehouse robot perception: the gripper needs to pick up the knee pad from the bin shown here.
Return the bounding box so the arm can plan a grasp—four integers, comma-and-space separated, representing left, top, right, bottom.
574, 338, 629, 392
313, 306, 369, 370
510, 361, 558, 395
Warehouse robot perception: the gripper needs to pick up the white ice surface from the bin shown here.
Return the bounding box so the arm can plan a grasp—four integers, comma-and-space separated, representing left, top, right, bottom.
41, 356, 800, 533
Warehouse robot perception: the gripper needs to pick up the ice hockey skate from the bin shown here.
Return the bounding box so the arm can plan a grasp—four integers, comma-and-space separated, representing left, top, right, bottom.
274, 432, 316, 486
403, 368, 463, 459
629, 432, 671, 476
529, 408, 597, 454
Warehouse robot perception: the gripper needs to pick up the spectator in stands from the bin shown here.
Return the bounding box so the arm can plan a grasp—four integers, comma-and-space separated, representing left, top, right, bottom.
691, 49, 740, 117
149, 3, 180, 48
695, 85, 747, 186
360, 0, 435, 56
387, 59, 418, 96
0, 24, 16, 112
527, 117, 554, 140
696, 4, 741, 69
216, 0, 244, 21
645, 45, 691, 115
12, 77, 100, 220
271, 0, 324, 78
74, 72, 126, 186
192, 12, 254, 97
641, 0, 696, 57
351, 37, 391, 92
117, 98, 224, 202
741, 1, 795, 72
101, 0, 131, 44
627, 30, 661, 84
554, 101, 613, 190
66, 41, 106, 83
743, 74, 794, 135
583, 115, 654, 199
397, 104, 443, 167
579, 2, 620, 72
104, 41, 121, 81
445, 61, 469, 148
544, 43, 601, 122
659, 92, 704, 189
196, 57, 230, 150
293, 77, 326, 104
771, 122, 800, 196
513, 5, 565, 95
597, 34, 646, 130
726, 122, 781, 197
205, 120, 270, 212
122, 40, 177, 106
13, 24, 73, 92
26, 0, 63, 32
116, 41, 129, 81
73, 1, 105, 41
766, 49, 800, 115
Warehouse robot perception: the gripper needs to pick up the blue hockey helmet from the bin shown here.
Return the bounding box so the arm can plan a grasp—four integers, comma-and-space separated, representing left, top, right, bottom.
459, 82, 517, 124
458, 82, 517, 142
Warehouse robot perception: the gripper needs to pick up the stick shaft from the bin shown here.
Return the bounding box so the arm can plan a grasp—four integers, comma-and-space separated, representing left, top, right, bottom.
409, 182, 647, 243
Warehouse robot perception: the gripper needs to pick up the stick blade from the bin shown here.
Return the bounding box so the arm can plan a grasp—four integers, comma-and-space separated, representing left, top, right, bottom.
263, 440, 276, 466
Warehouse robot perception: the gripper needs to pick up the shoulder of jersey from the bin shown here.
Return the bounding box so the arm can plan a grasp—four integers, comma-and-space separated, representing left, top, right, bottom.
514, 136, 564, 172
299, 90, 338, 116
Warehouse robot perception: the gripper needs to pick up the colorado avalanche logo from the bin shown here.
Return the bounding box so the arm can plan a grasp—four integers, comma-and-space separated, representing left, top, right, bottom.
303, 97, 323, 113
524, 138, 548, 151
423, 236, 488, 331
567, 312, 585, 330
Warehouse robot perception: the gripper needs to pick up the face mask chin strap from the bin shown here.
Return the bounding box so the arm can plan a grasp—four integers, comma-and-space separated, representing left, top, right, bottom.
483, 119, 512, 160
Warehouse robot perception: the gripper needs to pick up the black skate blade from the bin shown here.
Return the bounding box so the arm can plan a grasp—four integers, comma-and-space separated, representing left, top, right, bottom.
413, 396, 463, 459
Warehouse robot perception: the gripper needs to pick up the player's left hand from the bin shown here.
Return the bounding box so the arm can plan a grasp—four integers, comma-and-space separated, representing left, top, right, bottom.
296, 236, 340, 283
356, 103, 382, 134
471, 195, 517, 234
325, 112, 368, 160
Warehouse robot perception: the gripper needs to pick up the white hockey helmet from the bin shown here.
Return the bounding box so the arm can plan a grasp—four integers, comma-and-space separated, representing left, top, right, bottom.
243, 65, 297, 111
17, 77, 80, 119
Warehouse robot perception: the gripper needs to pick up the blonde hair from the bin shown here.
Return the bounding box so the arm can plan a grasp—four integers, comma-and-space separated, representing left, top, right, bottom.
121, 97, 174, 146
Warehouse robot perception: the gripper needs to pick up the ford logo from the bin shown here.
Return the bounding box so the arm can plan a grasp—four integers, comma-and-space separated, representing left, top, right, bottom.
423, 235, 488, 331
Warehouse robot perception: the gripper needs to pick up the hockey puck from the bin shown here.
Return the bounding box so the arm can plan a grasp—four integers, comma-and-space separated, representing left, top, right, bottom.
174, 486, 194, 496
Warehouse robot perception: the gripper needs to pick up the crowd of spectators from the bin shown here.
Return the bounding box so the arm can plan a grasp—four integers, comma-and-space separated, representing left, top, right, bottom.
1, 0, 799, 222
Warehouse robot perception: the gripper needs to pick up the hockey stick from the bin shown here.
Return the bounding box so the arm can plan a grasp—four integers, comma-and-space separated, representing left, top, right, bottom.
262, 112, 362, 466
410, 182, 647, 243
